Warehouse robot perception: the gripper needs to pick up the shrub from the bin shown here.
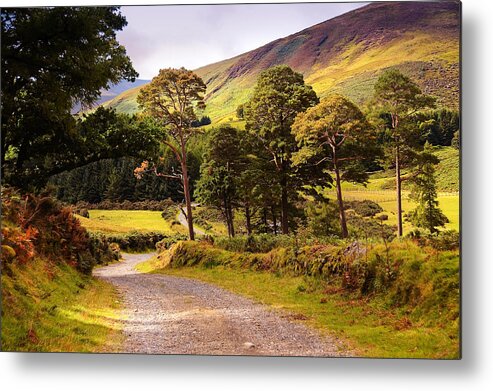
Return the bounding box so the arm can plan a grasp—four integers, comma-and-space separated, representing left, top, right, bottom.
155, 234, 188, 252
1, 187, 118, 274
345, 200, 384, 217
102, 231, 168, 252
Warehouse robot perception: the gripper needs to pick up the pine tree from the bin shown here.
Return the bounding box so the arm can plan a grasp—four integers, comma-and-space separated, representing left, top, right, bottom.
408, 144, 448, 234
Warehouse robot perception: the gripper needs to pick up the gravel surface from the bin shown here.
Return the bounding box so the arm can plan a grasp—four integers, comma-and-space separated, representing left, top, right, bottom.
94, 253, 349, 357
178, 206, 206, 236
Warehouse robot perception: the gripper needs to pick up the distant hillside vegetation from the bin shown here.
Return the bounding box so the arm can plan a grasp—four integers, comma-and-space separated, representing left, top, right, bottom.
102, 2, 460, 122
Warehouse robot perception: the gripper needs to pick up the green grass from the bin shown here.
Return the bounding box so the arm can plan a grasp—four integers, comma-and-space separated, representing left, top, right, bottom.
137, 251, 459, 359
77, 209, 186, 235
434, 146, 460, 192
324, 146, 459, 234
1, 257, 123, 352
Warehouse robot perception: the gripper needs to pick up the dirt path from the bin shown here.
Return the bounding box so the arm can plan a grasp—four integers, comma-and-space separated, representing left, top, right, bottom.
177, 205, 207, 236
94, 253, 347, 356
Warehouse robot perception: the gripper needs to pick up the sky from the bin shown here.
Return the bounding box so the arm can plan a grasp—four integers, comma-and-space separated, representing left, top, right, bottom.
117, 2, 367, 80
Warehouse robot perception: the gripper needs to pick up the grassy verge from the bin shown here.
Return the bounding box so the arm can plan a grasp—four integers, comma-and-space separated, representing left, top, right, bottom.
137, 242, 459, 359
1, 257, 123, 352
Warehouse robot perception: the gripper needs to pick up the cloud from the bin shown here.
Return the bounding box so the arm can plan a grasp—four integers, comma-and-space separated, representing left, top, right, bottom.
117, 3, 366, 79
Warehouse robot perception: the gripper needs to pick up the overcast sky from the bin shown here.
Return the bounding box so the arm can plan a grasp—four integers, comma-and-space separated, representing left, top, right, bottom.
117, 3, 367, 80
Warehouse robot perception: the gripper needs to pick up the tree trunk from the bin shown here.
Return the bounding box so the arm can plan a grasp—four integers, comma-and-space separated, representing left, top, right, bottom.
180, 145, 195, 241
280, 172, 289, 234
395, 143, 403, 237
245, 204, 252, 235
227, 201, 235, 237
334, 162, 348, 239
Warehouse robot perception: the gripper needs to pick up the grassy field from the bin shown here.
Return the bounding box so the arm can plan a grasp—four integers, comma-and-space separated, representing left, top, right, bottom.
1, 257, 123, 352
77, 209, 185, 235
138, 254, 459, 359
326, 146, 459, 234
325, 189, 459, 234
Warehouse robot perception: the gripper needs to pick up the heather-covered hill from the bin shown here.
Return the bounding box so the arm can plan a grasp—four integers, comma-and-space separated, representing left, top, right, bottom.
102, 2, 460, 121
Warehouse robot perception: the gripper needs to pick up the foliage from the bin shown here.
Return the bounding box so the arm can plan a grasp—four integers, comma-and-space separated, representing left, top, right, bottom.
371, 68, 436, 236
137, 67, 207, 240
305, 201, 340, 238
344, 200, 384, 217
1, 188, 118, 274
407, 145, 449, 234
1, 7, 140, 188
292, 94, 380, 237
419, 109, 460, 146
236, 104, 245, 119
155, 235, 189, 252
214, 234, 299, 254
191, 116, 212, 127
194, 126, 258, 237
95, 231, 167, 252
244, 65, 319, 234
408, 229, 459, 251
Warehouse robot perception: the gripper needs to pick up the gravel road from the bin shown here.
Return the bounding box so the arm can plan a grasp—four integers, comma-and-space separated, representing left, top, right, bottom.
94, 253, 348, 357
177, 206, 206, 236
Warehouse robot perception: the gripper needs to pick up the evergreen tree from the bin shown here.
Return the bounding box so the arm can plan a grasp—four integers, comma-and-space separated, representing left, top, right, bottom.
292, 95, 380, 238
371, 69, 436, 236
244, 65, 319, 234
408, 144, 449, 234
136, 67, 207, 240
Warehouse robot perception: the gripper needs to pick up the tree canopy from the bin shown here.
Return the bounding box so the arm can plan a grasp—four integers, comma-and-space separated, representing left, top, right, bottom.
1, 7, 138, 188
244, 65, 319, 234
292, 94, 379, 237
137, 67, 207, 240
371, 69, 436, 236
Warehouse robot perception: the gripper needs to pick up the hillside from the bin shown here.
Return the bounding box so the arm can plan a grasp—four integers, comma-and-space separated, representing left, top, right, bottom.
72, 79, 149, 114
102, 2, 460, 122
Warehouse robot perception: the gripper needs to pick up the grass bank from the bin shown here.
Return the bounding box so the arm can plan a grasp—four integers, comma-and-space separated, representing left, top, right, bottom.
1, 257, 123, 352
137, 241, 459, 359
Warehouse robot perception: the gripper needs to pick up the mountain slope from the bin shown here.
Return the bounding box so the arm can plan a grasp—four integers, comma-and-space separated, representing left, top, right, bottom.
103, 2, 460, 122
72, 79, 149, 113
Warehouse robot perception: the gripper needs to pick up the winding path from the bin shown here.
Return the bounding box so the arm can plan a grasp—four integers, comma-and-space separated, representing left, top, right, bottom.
177, 207, 206, 236
94, 253, 348, 357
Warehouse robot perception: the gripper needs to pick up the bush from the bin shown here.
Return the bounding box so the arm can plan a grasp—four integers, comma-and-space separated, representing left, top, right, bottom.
155, 234, 188, 252
1, 187, 118, 274
407, 229, 460, 251
214, 234, 296, 253
102, 231, 168, 252
345, 200, 384, 217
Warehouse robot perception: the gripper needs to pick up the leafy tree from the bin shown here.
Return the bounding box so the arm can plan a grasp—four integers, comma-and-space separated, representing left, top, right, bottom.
371, 69, 435, 236
1, 7, 138, 188
305, 201, 340, 238
195, 127, 242, 237
292, 95, 379, 238
244, 65, 319, 234
408, 144, 448, 234
136, 68, 206, 240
